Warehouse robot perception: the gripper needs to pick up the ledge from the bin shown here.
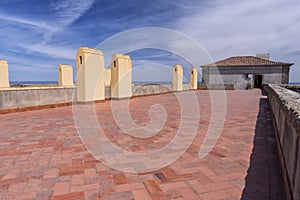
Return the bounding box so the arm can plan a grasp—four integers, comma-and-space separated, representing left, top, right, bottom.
263, 84, 300, 200
0, 85, 75, 91
267, 84, 300, 133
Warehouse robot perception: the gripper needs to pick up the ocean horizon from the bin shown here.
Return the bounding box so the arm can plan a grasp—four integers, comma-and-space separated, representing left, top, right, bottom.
10, 81, 300, 85
9, 81, 189, 85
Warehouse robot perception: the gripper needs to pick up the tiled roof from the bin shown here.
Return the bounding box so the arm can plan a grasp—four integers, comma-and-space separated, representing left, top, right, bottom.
202, 56, 294, 67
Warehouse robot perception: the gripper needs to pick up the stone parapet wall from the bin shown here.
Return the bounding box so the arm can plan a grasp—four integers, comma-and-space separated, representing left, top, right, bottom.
0, 86, 76, 111
263, 84, 300, 200
281, 84, 300, 94
198, 84, 235, 90
132, 84, 190, 97
133, 84, 172, 96
0, 84, 192, 112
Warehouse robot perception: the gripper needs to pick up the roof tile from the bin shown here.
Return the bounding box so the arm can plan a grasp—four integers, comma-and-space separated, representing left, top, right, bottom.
203, 56, 293, 67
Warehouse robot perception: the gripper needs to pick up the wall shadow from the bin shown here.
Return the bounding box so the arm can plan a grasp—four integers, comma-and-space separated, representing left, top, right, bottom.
241, 96, 285, 200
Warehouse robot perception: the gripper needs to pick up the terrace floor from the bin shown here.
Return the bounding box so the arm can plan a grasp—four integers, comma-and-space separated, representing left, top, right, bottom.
0, 90, 284, 200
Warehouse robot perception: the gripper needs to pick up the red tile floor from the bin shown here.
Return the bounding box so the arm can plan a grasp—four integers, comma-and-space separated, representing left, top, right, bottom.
0, 90, 284, 199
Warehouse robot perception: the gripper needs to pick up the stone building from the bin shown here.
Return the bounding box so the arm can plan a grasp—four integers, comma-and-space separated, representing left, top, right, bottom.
201, 54, 294, 89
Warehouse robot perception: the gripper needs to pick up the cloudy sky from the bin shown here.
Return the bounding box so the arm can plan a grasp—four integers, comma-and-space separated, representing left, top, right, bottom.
0, 0, 299, 82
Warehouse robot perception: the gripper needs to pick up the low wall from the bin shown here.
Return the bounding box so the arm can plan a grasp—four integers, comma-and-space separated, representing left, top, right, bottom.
263, 84, 300, 200
0, 86, 75, 112
198, 84, 235, 90
281, 85, 300, 94
0, 84, 191, 112
132, 84, 190, 96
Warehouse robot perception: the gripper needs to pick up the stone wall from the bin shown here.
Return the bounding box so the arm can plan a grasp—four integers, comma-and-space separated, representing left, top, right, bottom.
203, 66, 285, 89
282, 67, 290, 84
281, 85, 300, 94
0, 86, 75, 111
0, 84, 191, 111
263, 84, 300, 200
198, 84, 235, 90
132, 84, 190, 96
132, 84, 172, 96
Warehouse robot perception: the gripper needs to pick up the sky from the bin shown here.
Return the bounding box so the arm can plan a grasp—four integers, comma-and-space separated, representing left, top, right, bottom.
0, 0, 299, 82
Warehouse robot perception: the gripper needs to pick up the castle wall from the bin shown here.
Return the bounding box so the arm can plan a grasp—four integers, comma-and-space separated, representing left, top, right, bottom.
264, 84, 300, 200
0, 84, 190, 113
281, 85, 300, 94
0, 86, 75, 112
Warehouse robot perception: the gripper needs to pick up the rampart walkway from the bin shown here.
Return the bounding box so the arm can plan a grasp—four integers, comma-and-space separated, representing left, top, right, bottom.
0, 90, 284, 199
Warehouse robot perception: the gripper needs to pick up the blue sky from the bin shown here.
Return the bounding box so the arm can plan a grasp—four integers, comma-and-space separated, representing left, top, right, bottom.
0, 0, 299, 82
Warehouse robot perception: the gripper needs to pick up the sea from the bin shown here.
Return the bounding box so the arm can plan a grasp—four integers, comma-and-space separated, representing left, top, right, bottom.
10, 81, 300, 85
10, 81, 58, 85
9, 81, 184, 85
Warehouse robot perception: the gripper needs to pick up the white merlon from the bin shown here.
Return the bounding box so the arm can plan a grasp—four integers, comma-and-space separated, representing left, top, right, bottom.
172, 64, 183, 91
0, 60, 10, 88
58, 64, 74, 87
76, 47, 105, 102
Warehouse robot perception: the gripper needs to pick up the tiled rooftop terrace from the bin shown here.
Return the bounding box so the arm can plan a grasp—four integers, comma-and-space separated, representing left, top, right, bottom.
0, 90, 284, 200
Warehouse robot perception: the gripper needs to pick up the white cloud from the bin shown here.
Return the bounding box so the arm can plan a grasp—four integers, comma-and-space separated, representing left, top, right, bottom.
10, 64, 54, 72
96, 27, 214, 70
0, 0, 96, 63
23, 43, 76, 60
175, 0, 300, 81
0, 14, 58, 32
50, 0, 96, 28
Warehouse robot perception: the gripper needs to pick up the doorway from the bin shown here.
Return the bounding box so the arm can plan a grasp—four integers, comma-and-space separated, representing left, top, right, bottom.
254, 75, 263, 88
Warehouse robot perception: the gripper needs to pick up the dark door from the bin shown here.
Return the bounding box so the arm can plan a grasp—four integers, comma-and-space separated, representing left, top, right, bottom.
254, 75, 263, 88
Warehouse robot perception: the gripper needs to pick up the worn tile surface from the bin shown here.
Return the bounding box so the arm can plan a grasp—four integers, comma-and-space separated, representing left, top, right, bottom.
0, 90, 284, 199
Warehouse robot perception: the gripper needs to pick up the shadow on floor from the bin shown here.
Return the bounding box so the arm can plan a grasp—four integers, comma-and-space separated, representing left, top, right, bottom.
241, 96, 285, 200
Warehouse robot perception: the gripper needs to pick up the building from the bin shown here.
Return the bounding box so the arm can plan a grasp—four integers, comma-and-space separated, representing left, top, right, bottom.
201, 54, 294, 89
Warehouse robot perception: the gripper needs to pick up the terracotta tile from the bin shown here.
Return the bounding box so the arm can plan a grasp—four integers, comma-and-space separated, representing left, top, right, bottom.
115, 183, 144, 192
70, 185, 85, 193
71, 174, 84, 185
84, 183, 99, 191
143, 180, 162, 194
44, 168, 59, 179
113, 173, 127, 185
85, 189, 100, 200
7, 181, 26, 195
226, 187, 242, 198
100, 191, 133, 200
132, 189, 152, 200
52, 191, 84, 200
14, 191, 37, 200
200, 190, 231, 200
160, 181, 187, 191
36, 189, 53, 199
53, 181, 70, 196
178, 187, 200, 200
152, 172, 168, 183
39, 178, 56, 189
186, 180, 210, 194
205, 182, 233, 191
0, 90, 285, 199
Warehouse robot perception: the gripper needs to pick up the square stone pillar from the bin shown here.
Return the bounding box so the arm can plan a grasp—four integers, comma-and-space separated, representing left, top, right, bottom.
111, 54, 132, 99
104, 68, 111, 87
76, 47, 105, 102
172, 64, 183, 91
190, 67, 198, 90
58, 64, 74, 86
0, 60, 9, 88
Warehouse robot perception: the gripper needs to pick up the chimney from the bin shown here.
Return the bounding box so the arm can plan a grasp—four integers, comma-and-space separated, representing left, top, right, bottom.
256, 53, 270, 60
